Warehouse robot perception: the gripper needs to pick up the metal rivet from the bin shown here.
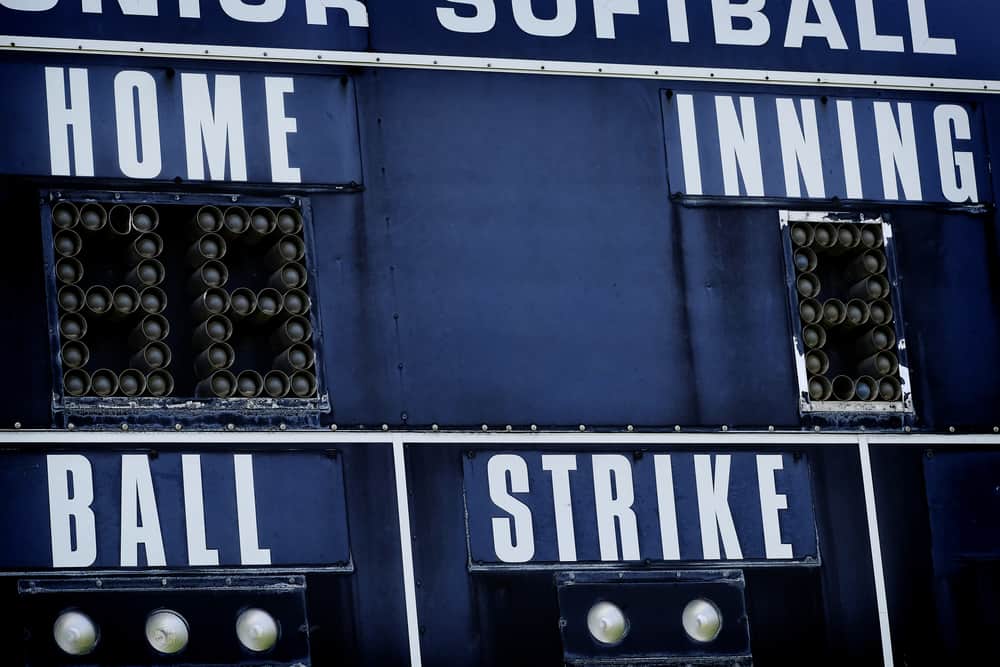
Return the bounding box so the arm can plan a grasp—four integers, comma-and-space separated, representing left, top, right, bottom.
721, 425, 728, 432
905, 426, 912, 433
859, 425, 866, 431
674, 425, 681, 432
768, 425, 775, 432
381, 424, 389, 431
530, 424, 538, 432
432, 424, 439, 431
330, 424, 338, 431
481, 424, 488, 432
814, 425, 821, 432
505, 425, 512, 432
279, 423, 287, 431
174, 423, 182, 431
579, 425, 586, 432
67, 423, 75, 430
121, 423, 128, 431
13, 422, 21, 429
948, 426, 956, 433
227, 423, 235, 431
626, 425, 634, 432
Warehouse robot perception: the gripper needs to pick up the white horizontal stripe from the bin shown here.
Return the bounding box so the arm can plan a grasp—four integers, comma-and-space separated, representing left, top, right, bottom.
2, 35, 999, 94
0, 430, 929, 445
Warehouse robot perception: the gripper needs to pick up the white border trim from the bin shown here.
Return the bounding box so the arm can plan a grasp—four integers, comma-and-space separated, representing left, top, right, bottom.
858, 436, 894, 667
392, 436, 423, 667
3, 36, 1000, 94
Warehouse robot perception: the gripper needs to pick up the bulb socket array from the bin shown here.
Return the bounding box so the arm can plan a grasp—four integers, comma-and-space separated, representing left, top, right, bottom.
52, 201, 174, 398
189, 205, 317, 399
789, 220, 903, 403
51, 199, 317, 403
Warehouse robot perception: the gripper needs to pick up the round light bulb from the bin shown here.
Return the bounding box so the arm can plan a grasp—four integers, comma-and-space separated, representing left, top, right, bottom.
53, 610, 99, 656
145, 610, 189, 654
682, 598, 722, 643
586, 601, 628, 645
236, 608, 279, 652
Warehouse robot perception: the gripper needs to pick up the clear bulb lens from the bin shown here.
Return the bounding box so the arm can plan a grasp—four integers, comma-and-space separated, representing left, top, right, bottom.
586, 601, 628, 645
682, 598, 723, 643
53, 611, 98, 656
145, 610, 189, 654
236, 608, 279, 653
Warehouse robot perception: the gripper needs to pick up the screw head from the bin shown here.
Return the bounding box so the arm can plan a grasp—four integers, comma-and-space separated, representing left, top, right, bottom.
674, 425, 681, 432
721, 425, 728, 432
174, 423, 182, 431
67, 423, 75, 430
227, 423, 235, 431
768, 425, 775, 432
505, 425, 512, 432
330, 424, 338, 431
381, 424, 389, 432
431, 424, 439, 432
121, 423, 129, 431
481, 424, 488, 432
13, 422, 21, 429
905, 425, 912, 433
626, 425, 634, 432
530, 424, 538, 432
814, 425, 821, 432
579, 424, 586, 432
948, 426, 956, 433
279, 423, 287, 431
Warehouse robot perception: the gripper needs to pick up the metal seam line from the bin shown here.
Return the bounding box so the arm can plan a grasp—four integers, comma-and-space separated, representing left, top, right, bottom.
392, 436, 423, 667
858, 435, 894, 667
3, 36, 1000, 94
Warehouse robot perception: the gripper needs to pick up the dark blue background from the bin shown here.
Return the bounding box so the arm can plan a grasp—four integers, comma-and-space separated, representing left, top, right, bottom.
4, 1, 993, 85
663, 91, 990, 203
0, 450, 351, 569
0, 63, 362, 184
464, 451, 817, 564
368, 0, 991, 80
1, 1, 368, 51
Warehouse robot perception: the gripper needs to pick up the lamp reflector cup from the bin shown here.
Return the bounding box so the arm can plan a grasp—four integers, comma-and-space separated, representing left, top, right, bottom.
236, 608, 279, 653
145, 610, 189, 655
586, 601, 628, 645
681, 598, 723, 643
53, 610, 99, 656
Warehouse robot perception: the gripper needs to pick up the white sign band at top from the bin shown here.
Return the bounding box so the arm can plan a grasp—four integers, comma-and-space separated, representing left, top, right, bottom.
3, 35, 1000, 94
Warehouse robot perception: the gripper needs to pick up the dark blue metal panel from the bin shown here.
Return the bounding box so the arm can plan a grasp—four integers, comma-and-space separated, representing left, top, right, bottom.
0, 450, 351, 569
0, 2, 368, 51
369, 0, 994, 80
408, 442, 881, 664
464, 451, 818, 566
662, 91, 990, 204
356, 70, 698, 427
0, 61, 362, 185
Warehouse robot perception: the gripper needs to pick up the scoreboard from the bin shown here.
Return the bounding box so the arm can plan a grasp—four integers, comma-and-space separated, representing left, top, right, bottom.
1, 1, 999, 666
